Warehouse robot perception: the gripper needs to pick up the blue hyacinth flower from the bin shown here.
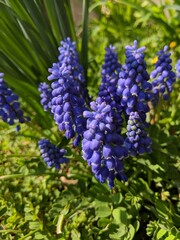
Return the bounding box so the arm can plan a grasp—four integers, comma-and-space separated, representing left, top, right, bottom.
151, 46, 176, 103
82, 97, 128, 189
125, 111, 152, 156
98, 45, 123, 129
117, 40, 152, 117
116, 40, 152, 155
47, 38, 89, 147
38, 82, 52, 113
0, 72, 30, 127
38, 138, 69, 170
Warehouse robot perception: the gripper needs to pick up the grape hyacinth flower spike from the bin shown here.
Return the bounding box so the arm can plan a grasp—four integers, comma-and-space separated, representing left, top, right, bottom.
38, 82, 52, 113
125, 111, 152, 156
151, 45, 176, 103
117, 40, 152, 156
38, 139, 69, 170
82, 97, 128, 189
99, 45, 122, 102
98, 45, 123, 128
47, 38, 89, 147
117, 40, 152, 117
0, 73, 30, 128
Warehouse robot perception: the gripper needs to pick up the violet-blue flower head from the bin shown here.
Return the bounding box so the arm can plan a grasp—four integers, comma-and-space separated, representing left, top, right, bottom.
82, 97, 128, 188
125, 111, 152, 156
117, 41, 152, 156
117, 40, 152, 116
151, 46, 176, 102
48, 37, 89, 101
38, 138, 69, 170
47, 38, 89, 146
100, 45, 121, 87
0, 73, 30, 126
99, 45, 123, 128
38, 82, 52, 112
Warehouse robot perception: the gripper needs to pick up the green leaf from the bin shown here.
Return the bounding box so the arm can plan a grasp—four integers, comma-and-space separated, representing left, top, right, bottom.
155, 199, 170, 219
173, 213, 180, 226
96, 205, 112, 218
112, 207, 128, 225
138, 178, 154, 195
133, 220, 140, 232
0, 207, 7, 217
97, 218, 111, 228
137, 158, 164, 173
157, 229, 168, 239
109, 225, 127, 239
176, 232, 180, 239
165, 235, 175, 240
128, 224, 135, 240
170, 227, 178, 236
19, 165, 29, 175
71, 229, 81, 240
29, 221, 40, 230
34, 232, 46, 240
43, 0, 61, 42
81, 0, 89, 80
25, 213, 35, 221
111, 193, 123, 205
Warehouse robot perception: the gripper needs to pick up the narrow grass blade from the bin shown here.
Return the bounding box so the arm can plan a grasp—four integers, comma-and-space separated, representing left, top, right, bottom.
81, 0, 89, 81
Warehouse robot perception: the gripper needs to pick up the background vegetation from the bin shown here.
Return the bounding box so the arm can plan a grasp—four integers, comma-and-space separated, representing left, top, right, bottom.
0, 0, 180, 239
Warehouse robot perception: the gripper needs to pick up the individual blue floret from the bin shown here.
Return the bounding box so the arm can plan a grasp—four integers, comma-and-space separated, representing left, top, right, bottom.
38, 138, 69, 170
175, 59, 180, 79
82, 97, 128, 189
47, 38, 89, 146
0, 73, 30, 126
38, 82, 52, 112
125, 112, 152, 156
117, 40, 152, 117
151, 46, 176, 102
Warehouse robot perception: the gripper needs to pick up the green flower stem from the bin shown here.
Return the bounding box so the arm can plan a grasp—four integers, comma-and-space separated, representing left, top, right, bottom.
0, 229, 21, 233
5, 154, 40, 158
148, 169, 152, 186
56, 213, 65, 234
155, 96, 163, 123
19, 229, 40, 240
0, 172, 65, 180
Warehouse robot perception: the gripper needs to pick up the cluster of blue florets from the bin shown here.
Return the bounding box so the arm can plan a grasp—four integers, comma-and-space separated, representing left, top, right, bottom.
150, 46, 176, 103
0, 73, 30, 128
82, 98, 128, 188
117, 40, 152, 117
99, 45, 121, 99
37, 38, 177, 188
38, 82, 52, 112
125, 111, 152, 156
115, 40, 153, 156
46, 38, 89, 147
98, 45, 123, 128
38, 138, 69, 170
